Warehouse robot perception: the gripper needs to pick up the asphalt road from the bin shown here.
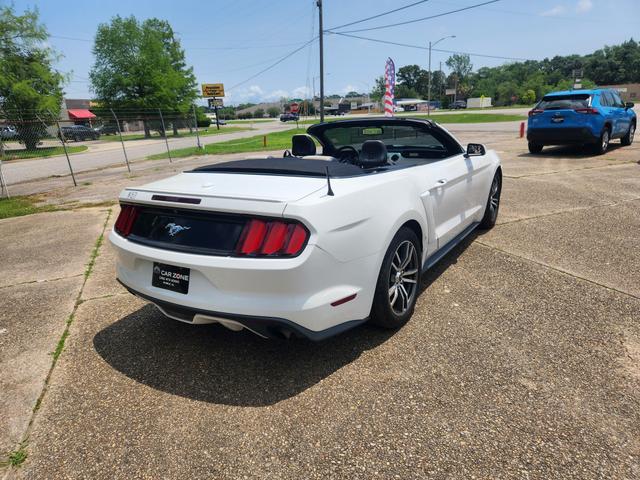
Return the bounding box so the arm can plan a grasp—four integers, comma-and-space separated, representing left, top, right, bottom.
1, 121, 291, 186
1, 127, 639, 479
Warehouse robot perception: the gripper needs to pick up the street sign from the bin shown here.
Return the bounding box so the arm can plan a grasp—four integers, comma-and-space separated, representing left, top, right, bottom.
208, 98, 224, 108
201, 83, 225, 97
290, 102, 299, 113
445, 88, 456, 95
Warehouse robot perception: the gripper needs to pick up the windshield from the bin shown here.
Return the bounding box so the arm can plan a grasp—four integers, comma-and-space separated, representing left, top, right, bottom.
315, 122, 462, 159
537, 94, 591, 110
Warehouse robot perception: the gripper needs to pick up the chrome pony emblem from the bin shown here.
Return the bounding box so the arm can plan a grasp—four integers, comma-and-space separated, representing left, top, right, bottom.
165, 223, 191, 236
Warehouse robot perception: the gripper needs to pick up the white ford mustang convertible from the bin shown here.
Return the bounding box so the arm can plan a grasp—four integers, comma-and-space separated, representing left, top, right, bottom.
110, 118, 502, 340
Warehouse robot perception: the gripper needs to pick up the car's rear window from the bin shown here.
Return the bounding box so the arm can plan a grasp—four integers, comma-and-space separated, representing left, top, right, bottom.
537, 94, 591, 110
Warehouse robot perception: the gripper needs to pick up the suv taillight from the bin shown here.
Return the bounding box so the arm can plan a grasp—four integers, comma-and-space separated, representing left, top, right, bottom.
528, 109, 543, 116
114, 205, 139, 237
236, 219, 309, 257
574, 107, 600, 114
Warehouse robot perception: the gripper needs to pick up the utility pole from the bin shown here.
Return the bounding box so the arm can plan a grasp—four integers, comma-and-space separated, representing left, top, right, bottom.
317, 0, 325, 123
427, 41, 432, 117
428, 36, 455, 116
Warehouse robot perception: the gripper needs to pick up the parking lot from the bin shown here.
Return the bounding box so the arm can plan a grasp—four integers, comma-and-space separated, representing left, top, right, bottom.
1, 126, 639, 479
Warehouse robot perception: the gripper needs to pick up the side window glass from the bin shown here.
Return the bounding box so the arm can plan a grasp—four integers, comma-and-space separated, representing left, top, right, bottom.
612, 92, 624, 107
600, 92, 612, 107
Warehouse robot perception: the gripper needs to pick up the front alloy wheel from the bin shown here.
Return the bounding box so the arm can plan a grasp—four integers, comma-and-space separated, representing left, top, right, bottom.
370, 227, 421, 329
388, 240, 419, 316
479, 171, 501, 229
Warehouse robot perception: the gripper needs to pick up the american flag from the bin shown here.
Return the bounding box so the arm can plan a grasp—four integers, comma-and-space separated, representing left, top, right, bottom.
384, 57, 395, 117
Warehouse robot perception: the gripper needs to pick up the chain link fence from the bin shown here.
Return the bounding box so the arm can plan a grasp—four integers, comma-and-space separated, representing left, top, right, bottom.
0, 106, 210, 197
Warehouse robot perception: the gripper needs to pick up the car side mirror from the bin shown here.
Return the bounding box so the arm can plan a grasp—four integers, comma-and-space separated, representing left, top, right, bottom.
465, 143, 486, 157
625, 102, 635, 109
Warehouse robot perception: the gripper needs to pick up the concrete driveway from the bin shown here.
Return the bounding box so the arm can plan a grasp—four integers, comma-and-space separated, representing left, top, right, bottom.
1, 128, 639, 479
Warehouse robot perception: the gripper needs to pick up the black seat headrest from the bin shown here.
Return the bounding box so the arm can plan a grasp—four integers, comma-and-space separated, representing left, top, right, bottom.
291, 134, 316, 157
359, 140, 388, 167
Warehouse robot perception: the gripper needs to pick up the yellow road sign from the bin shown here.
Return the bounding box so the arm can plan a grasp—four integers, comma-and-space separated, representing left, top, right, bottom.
202, 83, 225, 97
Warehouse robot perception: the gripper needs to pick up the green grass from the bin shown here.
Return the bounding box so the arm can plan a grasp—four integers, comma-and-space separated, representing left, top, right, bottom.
412, 113, 526, 123
148, 128, 308, 160
2, 441, 28, 468
102, 126, 250, 142
2, 145, 87, 161
300, 113, 525, 125
227, 119, 274, 124
0, 197, 58, 220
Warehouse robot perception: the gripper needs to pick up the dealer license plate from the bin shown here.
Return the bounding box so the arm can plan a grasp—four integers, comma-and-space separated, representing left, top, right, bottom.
152, 262, 190, 294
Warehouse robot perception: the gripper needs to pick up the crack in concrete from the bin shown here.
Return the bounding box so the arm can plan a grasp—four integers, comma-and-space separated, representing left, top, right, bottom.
496, 196, 640, 227
474, 241, 640, 301
504, 160, 636, 179
0, 274, 84, 291
1, 208, 112, 478
80, 291, 129, 303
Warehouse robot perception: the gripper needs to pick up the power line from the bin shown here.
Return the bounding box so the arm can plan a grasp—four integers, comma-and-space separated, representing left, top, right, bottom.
327, 0, 432, 31
330, 31, 532, 61
328, 0, 502, 34
227, 37, 318, 91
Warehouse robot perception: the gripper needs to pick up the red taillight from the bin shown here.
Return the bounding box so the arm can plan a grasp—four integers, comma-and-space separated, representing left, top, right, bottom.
114, 205, 139, 237
575, 107, 599, 114
236, 218, 308, 257
528, 109, 543, 117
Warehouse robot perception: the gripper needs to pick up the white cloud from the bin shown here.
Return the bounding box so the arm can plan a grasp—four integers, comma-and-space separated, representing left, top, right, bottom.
226, 85, 311, 105
541, 5, 567, 16
576, 0, 593, 13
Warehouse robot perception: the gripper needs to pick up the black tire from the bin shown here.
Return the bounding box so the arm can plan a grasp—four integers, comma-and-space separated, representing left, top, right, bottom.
479, 171, 502, 230
370, 227, 421, 329
593, 126, 610, 154
528, 142, 543, 154
621, 122, 635, 146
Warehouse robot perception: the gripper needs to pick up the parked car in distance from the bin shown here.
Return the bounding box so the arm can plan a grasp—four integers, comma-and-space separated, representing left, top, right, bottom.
94, 124, 119, 135
59, 125, 100, 142
527, 88, 636, 154
0, 126, 18, 140
280, 113, 299, 122
450, 100, 467, 109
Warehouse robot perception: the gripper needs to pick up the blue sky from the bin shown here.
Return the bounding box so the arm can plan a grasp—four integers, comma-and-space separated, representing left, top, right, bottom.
6, 0, 640, 105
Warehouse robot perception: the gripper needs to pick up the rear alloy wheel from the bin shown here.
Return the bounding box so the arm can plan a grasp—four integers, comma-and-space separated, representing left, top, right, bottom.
528, 142, 543, 154
479, 171, 501, 229
370, 228, 420, 329
594, 127, 610, 154
621, 123, 635, 146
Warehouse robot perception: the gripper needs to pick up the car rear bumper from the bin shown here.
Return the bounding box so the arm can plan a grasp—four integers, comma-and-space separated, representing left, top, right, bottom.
527, 127, 599, 145
110, 230, 379, 340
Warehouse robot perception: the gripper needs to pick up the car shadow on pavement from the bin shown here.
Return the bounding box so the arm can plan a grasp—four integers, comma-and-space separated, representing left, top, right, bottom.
517, 143, 624, 159
93, 304, 396, 407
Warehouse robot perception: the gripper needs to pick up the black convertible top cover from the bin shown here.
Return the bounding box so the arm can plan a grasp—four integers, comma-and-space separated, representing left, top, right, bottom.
189, 157, 365, 177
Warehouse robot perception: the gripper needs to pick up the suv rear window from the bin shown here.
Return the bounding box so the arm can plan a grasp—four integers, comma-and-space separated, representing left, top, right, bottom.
537, 94, 591, 110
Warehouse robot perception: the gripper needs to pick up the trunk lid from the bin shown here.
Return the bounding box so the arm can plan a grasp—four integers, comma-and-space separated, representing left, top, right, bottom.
122, 172, 327, 217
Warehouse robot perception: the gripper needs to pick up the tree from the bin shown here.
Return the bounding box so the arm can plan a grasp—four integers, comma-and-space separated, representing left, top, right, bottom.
0, 6, 65, 150
521, 89, 536, 105
370, 76, 385, 102
253, 108, 265, 118
266, 107, 280, 118
446, 54, 473, 80
397, 65, 424, 91
90, 16, 198, 138
345, 91, 361, 98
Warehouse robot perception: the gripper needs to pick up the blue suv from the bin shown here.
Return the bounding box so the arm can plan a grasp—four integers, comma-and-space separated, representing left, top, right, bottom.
527, 88, 636, 154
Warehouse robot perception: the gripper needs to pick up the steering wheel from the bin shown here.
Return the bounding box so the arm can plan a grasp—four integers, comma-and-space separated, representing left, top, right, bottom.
335, 145, 359, 164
